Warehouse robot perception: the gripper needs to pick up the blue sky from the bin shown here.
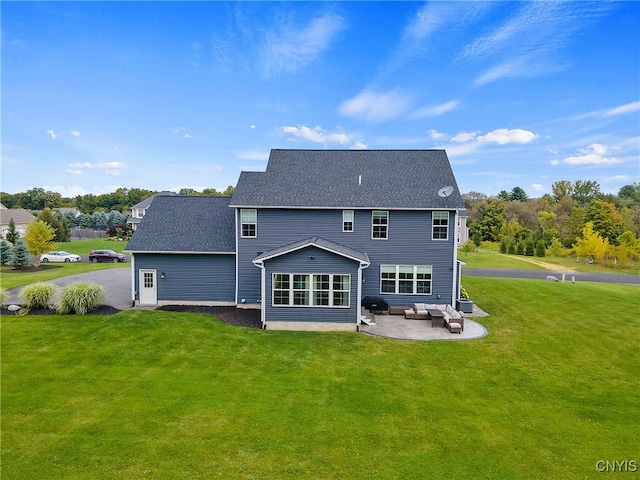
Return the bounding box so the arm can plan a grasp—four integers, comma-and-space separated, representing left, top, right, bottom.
2, 1, 639, 198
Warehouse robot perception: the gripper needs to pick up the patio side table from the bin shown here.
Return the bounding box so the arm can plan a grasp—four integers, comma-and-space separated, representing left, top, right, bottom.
427, 308, 445, 328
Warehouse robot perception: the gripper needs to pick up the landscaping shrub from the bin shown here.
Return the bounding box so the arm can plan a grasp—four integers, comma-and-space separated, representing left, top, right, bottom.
56, 282, 105, 315
0, 288, 7, 307
19, 282, 57, 309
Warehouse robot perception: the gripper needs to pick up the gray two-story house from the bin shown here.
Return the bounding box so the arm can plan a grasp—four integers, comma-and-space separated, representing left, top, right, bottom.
125, 149, 465, 331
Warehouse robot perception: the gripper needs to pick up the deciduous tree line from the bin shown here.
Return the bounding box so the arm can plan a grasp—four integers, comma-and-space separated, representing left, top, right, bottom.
0, 185, 235, 213
464, 181, 640, 265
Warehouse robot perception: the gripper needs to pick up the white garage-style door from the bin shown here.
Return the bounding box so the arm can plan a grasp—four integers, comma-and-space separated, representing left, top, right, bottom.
139, 269, 157, 305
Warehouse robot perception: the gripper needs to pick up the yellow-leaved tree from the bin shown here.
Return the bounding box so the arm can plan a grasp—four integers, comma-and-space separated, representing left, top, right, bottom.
573, 221, 609, 263
24, 220, 56, 267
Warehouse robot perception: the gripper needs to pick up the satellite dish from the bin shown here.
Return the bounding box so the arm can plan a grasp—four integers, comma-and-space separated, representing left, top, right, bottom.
438, 186, 454, 198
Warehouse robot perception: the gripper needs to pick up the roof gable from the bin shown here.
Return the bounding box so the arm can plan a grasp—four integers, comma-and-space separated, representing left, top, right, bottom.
253, 236, 370, 266
0, 208, 36, 225
231, 149, 464, 209
125, 195, 235, 253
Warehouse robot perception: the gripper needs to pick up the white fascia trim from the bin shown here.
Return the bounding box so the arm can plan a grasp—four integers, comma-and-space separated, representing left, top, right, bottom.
125, 250, 235, 255
230, 205, 461, 211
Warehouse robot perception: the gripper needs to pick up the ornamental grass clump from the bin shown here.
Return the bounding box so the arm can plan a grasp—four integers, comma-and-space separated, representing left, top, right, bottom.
56, 282, 105, 315
19, 282, 57, 309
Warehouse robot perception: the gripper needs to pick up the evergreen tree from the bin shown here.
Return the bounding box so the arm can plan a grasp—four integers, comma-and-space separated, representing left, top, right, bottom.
10, 240, 29, 270
6, 218, 19, 244
535, 240, 546, 257
0, 239, 11, 265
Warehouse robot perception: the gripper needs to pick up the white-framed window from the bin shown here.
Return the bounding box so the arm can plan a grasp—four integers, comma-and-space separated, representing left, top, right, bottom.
380, 265, 432, 295
432, 211, 449, 240
343, 210, 354, 232
241, 209, 257, 238
372, 211, 388, 239
272, 273, 350, 307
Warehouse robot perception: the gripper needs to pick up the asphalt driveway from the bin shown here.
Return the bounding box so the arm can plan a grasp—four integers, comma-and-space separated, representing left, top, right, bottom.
5, 267, 132, 310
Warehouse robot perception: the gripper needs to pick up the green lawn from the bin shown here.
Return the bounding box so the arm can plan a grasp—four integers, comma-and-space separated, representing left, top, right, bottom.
459, 247, 640, 274
1, 239, 129, 290
2, 278, 638, 479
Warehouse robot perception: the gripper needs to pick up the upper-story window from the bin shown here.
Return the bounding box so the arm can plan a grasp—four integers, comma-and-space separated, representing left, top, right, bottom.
432, 211, 449, 240
241, 209, 257, 238
372, 211, 388, 239
343, 210, 354, 232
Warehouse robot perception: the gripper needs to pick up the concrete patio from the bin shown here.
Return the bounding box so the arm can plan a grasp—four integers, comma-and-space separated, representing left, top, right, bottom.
359, 305, 489, 341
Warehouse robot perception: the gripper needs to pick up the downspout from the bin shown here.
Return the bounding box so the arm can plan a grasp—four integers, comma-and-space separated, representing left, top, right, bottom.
357, 259, 370, 325
130, 253, 136, 307
234, 208, 239, 306
252, 259, 267, 329
452, 210, 460, 304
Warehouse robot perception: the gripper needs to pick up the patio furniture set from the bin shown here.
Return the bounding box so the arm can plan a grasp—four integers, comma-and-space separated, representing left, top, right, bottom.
403, 303, 465, 334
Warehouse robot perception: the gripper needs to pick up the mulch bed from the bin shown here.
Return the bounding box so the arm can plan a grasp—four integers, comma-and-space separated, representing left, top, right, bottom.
2, 265, 62, 273
157, 305, 262, 329
1, 304, 262, 329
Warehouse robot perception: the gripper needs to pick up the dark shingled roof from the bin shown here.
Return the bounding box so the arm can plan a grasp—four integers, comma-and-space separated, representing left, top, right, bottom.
231, 149, 465, 209
125, 195, 235, 253
253, 236, 370, 265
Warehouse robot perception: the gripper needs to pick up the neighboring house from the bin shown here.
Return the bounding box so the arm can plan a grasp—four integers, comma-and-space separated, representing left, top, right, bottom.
457, 208, 470, 246
55, 207, 81, 218
127, 191, 176, 231
125, 149, 466, 331
0, 203, 36, 240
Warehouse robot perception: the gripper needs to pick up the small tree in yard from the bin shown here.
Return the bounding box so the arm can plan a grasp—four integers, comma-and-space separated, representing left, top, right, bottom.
574, 221, 609, 263
24, 220, 56, 267
10, 240, 29, 270
6, 218, 19, 244
0, 239, 11, 265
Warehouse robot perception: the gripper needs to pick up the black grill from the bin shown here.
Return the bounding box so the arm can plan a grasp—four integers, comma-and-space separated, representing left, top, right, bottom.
361, 296, 389, 312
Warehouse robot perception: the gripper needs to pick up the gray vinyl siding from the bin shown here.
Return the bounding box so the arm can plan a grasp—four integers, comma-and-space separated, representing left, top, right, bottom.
262, 246, 360, 324
133, 253, 235, 302
237, 208, 457, 307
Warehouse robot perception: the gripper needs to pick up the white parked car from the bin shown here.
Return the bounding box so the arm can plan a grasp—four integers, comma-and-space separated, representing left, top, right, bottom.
40, 251, 81, 263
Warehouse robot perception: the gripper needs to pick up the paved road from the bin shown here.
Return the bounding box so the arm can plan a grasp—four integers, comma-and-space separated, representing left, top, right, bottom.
462, 268, 640, 286
5, 267, 132, 310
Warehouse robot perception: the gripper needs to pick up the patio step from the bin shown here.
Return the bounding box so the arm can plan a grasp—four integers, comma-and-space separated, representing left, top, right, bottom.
360, 315, 376, 326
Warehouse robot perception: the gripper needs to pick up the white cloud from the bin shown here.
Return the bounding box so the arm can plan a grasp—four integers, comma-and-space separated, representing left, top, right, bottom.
282, 125, 349, 145
338, 89, 412, 122
603, 101, 640, 117
184, 134, 193, 139
261, 13, 346, 77
350, 141, 368, 150
477, 128, 538, 145
65, 161, 130, 176
463, 2, 612, 85
562, 143, 622, 166
427, 129, 447, 140
46, 129, 57, 139
574, 101, 640, 121
413, 99, 460, 118
530, 183, 544, 192
70, 130, 81, 137
234, 149, 270, 161
451, 131, 479, 143
250, 124, 256, 129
